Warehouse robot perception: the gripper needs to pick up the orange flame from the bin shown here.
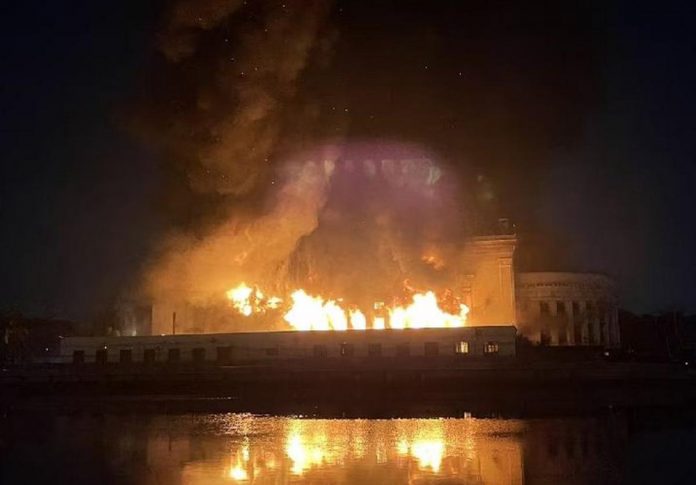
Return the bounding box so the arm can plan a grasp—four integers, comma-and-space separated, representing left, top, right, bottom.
226, 284, 468, 331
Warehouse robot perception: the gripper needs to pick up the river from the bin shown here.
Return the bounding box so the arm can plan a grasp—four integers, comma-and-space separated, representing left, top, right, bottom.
2, 402, 696, 484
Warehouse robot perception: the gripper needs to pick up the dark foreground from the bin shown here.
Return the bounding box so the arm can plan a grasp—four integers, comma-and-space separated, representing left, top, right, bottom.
2, 395, 696, 484
3, 361, 696, 483
3, 359, 696, 416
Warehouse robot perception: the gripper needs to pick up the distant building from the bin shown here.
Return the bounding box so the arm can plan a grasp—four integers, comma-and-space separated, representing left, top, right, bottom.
515, 272, 620, 347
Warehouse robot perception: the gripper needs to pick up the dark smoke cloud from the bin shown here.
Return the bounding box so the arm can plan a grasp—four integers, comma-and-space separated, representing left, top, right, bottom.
158, 0, 246, 62
130, 0, 606, 328
137, 0, 334, 199
132, 0, 338, 309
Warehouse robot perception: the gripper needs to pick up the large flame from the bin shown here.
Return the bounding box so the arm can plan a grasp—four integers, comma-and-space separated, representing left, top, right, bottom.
225, 283, 468, 331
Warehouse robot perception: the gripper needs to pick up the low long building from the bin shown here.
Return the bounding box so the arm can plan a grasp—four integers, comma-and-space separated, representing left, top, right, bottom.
60, 326, 516, 365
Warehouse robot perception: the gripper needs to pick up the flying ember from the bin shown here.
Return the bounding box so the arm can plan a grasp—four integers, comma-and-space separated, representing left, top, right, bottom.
225, 283, 469, 331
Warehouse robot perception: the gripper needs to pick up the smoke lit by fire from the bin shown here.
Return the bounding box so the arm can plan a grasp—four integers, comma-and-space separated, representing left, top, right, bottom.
225, 282, 469, 331
137, 0, 474, 335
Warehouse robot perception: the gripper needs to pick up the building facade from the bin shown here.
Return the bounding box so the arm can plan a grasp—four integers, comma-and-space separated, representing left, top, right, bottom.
61, 326, 516, 365
458, 235, 517, 326
515, 272, 620, 347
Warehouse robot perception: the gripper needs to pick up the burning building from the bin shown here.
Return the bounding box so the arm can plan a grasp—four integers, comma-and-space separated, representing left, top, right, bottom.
147, 232, 517, 336
121, 226, 620, 350
105, 1, 621, 355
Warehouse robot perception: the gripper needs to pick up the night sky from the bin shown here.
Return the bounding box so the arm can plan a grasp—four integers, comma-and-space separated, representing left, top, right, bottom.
1, 0, 695, 321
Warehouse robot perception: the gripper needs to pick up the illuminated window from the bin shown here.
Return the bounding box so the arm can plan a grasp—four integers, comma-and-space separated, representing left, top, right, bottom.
340, 343, 355, 357
484, 342, 499, 355
313, 345, 327, 358
455, 341, 469, 354
119, 349, 132, 364
72, 350, 84, 364
396, 344, 410, 357
368, 343, 382, 356
424, 342, 439, 356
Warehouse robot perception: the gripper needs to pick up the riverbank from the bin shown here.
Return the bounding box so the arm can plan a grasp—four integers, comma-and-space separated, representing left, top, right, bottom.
2, 360, 696, 417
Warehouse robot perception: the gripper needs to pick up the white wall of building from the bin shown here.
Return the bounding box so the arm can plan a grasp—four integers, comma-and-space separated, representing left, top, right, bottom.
60, 326, 516, 364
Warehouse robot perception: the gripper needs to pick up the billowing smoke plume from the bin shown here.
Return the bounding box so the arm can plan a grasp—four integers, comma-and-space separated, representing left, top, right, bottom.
286, 142, 470, 307
135, 1, 472, 332
137, 0, 335, 197
136, 1, 338, 318
146, 156, 336, 304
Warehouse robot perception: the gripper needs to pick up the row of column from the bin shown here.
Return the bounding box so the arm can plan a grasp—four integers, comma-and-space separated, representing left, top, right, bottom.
537, 300, 620, 347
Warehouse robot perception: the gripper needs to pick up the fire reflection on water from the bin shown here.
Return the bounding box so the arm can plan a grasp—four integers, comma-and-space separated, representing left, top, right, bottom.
175, 415, 524, 484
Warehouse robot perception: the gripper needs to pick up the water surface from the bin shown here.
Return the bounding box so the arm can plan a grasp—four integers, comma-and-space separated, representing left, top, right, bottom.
2, 407, 695, 484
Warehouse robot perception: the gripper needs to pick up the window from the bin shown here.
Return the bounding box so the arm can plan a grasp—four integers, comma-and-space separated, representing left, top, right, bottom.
192, 348, 206, 363
424, 342, 439, 356
313, 345, 327, 358
599, 322, 606, 345
455, 341, 469, 354
72, 350, 84, 364
547, 438, 559, 459
572, 301, 580, 316
265, 347, 279, 356
340, 343, 355, 357
396, 344, 410, 357
586, 301, 594, 316
540, 329, 551, 346
95, 349, 108, 364
540, 301, 550, 315
168, 348, 181, 363
119, 349, 132, 364
556, 301, 566, 315
143, 349, 156, 364
484, 342, 499, 355
565, 435, 575, 458
588, 322, 596, 344
216, 346, 231, 364
574, 321, 582, 344
558, 327, 568, 345
368, 343, 382, 357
